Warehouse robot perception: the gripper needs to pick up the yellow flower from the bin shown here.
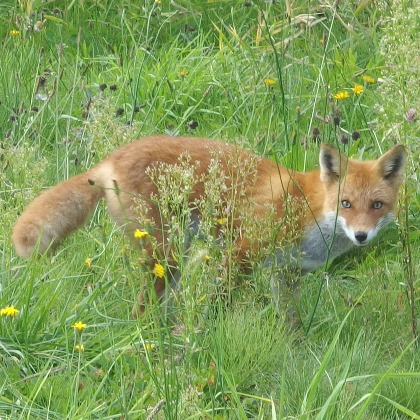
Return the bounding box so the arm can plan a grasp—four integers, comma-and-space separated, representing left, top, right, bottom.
74, 344, 84, 352
9, 30, 20, 36
0, 305, 19, 318
352, 84, 364, 95
85, 258, 92, 267
72, 321, 87, 332
216, 217, 228, 225
152, 263, 165, 278
362, 75, 376, 84
134, 229, 149, 239
333, 91, 350, 100
263, 78, 276, 87
179, 69, 189, 77
203, 255, 211, 261
144, 343, 156, 351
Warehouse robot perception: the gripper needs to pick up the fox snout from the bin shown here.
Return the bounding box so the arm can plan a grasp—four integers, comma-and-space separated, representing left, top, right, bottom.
339, 217, 381, 247
341, 212, 396, 247
346, 224, 385, 246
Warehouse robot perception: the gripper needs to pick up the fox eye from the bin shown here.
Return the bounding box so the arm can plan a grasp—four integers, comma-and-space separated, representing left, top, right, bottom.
341, 200, 351, 208
372, 201, 383, 209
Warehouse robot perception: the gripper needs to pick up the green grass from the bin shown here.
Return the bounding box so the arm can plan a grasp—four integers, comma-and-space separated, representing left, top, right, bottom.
1, 0, 419, 418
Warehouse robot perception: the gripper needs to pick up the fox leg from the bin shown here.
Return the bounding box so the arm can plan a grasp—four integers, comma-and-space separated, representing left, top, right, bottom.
270, 269, 302, 328
131, 213, 201, 318
132, 276, 167, 319
264, 248, 303, 327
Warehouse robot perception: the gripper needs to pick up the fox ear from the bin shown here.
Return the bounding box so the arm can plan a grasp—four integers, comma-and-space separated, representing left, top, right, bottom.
376, 145, 407, 183
319, 144, 348, 182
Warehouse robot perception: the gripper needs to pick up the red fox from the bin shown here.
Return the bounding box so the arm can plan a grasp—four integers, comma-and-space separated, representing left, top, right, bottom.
12, 136, 406, 314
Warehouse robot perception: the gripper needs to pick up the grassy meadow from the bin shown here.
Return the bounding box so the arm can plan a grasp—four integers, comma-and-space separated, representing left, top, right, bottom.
0, 0, 419, 418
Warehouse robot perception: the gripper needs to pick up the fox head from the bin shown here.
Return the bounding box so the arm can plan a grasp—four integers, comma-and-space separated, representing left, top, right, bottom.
319, 144, 407, 246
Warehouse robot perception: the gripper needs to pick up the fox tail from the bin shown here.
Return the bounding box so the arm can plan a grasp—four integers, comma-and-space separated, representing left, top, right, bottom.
12, 169, 105, 258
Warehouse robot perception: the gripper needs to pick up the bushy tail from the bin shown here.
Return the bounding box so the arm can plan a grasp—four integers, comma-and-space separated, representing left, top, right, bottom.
12, 169, 105, 258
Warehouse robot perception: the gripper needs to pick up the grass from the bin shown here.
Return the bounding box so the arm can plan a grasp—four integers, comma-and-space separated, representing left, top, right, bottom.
1, 0, 419, 418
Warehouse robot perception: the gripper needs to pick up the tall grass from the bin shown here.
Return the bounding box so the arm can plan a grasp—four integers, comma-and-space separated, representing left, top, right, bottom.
1, 0, 418, 418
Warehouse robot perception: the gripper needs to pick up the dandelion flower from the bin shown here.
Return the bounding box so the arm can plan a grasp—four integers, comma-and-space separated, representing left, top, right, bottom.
85, 258, 92, 267
216, 217, 228, 225
0, 305, 19, 318
263, 78, 276, 87
333, 91, 350, 100
362, 75, 376, 84
352, 84, 364, 95
152, 263, 165, 278
179, 69, 189, 77
72, 321, 87, 332
144, 343, 156, 351
9, 30, 20, 36
203, 255, 211, 261
74, 344, 84, 352
134, 229, 149, 239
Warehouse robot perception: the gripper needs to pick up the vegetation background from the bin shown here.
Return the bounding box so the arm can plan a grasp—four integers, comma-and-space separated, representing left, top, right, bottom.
0, 0, 418, 418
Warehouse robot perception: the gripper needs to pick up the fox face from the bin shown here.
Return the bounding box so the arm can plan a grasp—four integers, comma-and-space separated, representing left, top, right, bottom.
319, 144, 406, 247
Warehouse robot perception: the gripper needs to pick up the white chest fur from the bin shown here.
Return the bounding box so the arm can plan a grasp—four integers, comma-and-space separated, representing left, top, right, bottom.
299, 212, 355, 272
266, 212, 355, 274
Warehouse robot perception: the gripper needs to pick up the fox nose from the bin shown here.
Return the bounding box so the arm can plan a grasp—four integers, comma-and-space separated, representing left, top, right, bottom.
354, 231, 368, 243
